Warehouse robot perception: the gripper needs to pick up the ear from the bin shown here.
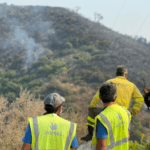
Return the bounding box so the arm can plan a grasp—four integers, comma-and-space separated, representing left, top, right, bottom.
125, 74, 127, 78
58, 105, 63, 114
114, 95, 117, 101
56, 105, 63, 115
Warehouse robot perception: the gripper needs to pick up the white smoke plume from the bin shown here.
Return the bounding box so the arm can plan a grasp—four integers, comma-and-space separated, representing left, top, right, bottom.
14, 26, 45, 68
0, 4, 56, 69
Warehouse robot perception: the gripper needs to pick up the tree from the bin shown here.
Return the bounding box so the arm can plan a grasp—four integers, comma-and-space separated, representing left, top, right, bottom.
74, 6, 81, 13
64, 42, 73, 49
94, 12, 103, 22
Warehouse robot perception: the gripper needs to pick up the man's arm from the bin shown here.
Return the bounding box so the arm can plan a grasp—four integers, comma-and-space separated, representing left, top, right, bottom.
131, 84, 144, 115
71, 135, 78, 150
96, 138, 107, 150
89, 80, 112, 108
96, 120, 108, 150
21, 143, 31, 150
89, 90, 101, 108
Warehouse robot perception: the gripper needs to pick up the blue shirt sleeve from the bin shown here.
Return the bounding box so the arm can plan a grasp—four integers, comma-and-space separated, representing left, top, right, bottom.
22, 124, 78, 148
71, 135, 78, 148
96, 120, 108, 139
22, 123, 32, 144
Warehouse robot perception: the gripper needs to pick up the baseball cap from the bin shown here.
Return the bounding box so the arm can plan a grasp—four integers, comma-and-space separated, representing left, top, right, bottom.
44, 93, 65, 108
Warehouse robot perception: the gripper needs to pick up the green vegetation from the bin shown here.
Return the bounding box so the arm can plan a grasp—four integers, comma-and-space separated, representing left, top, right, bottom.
130, 116, 148, 144
129, 140, 150, 150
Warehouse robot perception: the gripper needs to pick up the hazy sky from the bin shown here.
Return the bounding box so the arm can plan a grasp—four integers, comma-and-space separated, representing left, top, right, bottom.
2, 0, 150, 41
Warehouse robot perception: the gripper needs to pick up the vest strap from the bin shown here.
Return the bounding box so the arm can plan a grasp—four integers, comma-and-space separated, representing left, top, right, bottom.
100, 113, 115, 149
33, 117, 39, 150
65, 122, 74, 150
121, 107, 130, 125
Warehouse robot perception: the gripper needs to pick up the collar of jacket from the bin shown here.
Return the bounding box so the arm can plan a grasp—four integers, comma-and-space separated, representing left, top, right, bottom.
116, 76, 126, 80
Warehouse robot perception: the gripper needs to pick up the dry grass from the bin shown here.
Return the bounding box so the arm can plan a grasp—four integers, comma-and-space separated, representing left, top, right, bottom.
0, 89, 45, 150
57, 80, 81, 92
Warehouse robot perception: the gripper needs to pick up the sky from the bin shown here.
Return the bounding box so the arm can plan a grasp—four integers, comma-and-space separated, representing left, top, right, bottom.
2, 0, 150, 42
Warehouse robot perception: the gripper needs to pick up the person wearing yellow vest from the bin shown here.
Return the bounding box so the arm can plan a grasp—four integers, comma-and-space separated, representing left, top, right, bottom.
91, 82, 131, 150
81, 66, 144, 141
21, 93, 78, 150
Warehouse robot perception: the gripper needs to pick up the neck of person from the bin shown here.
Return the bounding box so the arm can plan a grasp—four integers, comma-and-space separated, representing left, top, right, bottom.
103, 102, 115, 108
116, 74, 127, 79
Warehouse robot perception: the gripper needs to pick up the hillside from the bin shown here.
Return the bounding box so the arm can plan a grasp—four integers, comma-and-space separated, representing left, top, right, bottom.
0, 3, 149, 149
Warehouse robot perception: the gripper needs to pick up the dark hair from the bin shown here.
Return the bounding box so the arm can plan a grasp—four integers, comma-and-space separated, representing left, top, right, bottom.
43, 104, 62, 115
116, 66, 127, 76
99, 82, 117, 103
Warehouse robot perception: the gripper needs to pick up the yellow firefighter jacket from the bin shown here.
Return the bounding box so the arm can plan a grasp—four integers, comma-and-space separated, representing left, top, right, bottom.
89, 76, 144, 115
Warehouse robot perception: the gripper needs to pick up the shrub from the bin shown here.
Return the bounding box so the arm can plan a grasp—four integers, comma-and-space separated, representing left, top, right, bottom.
18, 75, 30, 83
80, 70, 105, 83
0, 69, 5, 77
64, 42, 73, 49
61, 67, 67, 72
5, 70, 16, 79
20, 68, 27, 75
6, 92, 16, 103
130, 115, 148, 144
27, 80, 43, 89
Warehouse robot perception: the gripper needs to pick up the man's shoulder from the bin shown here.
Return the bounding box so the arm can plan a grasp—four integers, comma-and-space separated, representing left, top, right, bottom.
101, 104, 128, 113
59, 117, 76, 126
112, 77, 135, 86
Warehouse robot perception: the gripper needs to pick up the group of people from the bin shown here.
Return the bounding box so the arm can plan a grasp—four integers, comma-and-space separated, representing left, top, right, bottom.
22, 66, 148, 150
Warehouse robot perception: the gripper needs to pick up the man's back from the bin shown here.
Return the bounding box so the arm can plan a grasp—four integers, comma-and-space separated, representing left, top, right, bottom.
28, 114, 77, 150
91, 104, 131, 150
109, 76, 142, 109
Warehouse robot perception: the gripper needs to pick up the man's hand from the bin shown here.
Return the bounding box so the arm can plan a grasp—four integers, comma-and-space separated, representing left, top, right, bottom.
144, 87, 150, 94
21, 143, 31, 150
143, 87, 150, 97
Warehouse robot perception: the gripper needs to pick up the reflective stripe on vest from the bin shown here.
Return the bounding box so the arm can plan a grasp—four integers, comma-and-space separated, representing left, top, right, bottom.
64, 122, 74, 150
32, 117, 75, 150
32, 117, 39, 150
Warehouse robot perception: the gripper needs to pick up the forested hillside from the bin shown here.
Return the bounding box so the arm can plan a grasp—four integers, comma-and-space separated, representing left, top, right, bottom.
0, 3, 149, 149
0, 3, 150, 101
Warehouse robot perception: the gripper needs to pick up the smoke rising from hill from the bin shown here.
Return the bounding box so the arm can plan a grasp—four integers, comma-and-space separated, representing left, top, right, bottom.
0, 4, 56, 69
14, 26, 45, 68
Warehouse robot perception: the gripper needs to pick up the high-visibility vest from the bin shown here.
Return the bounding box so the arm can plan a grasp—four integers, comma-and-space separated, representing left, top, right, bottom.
90, 76, 144, 114
91, 104, 131, 150
27, 113, 77, 150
